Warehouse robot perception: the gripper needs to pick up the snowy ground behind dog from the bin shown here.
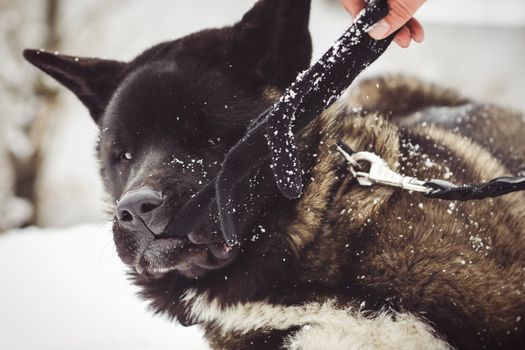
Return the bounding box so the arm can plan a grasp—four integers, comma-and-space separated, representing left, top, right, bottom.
0, 223, 210, 350
0, 0, 524, 349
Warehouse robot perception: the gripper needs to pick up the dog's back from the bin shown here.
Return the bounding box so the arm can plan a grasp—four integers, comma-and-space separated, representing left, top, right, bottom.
354, 76, 525, 174
338, 76, 525, 348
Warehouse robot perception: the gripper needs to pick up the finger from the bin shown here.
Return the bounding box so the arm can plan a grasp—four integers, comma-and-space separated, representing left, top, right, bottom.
340, 0, 367, 20
394, 25, 412, 48
406, 17, 425, 43
369, 0, 426, 40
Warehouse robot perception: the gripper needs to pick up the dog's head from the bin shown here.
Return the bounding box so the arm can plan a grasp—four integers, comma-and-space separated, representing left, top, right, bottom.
24, 0, 312, 280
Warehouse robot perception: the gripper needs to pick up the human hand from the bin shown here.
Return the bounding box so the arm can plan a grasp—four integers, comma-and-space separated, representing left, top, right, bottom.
341, 0, 426, 48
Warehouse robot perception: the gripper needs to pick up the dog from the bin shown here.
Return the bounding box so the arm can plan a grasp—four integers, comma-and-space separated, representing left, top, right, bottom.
24, 0, 525, 348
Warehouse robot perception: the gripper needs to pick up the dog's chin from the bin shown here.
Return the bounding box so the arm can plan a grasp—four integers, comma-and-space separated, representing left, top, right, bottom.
112, 223, 240, 280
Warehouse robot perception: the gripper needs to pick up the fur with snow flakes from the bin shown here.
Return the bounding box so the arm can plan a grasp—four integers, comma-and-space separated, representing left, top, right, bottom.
135, 76, 525, 349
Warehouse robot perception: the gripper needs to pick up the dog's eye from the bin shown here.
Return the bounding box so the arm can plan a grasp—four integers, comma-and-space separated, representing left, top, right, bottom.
206, 137, 222, 147
120, 152, 133, 162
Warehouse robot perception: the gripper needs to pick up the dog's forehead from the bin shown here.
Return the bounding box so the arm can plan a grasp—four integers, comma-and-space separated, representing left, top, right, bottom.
103, 62, 202, 131
101, 60, 257, 141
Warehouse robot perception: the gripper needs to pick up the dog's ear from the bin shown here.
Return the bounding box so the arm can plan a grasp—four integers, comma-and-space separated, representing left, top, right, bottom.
232, 0, 312, 89
23, 49, 126, 124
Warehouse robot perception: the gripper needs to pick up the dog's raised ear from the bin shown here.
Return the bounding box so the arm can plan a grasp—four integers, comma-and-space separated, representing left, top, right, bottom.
23, 49, 126, 124
232, 0, 312, 89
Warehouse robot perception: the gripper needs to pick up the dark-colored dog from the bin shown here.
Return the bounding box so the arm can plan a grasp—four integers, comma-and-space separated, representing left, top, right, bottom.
25, 0, 525, 349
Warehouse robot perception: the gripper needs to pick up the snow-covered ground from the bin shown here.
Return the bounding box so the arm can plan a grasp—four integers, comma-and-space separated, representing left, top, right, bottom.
0, 224, 210, 350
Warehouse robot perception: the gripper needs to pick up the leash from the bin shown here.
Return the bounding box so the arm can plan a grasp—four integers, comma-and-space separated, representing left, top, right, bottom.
336, 141, 525, 201
165, 0, 396, 245
216, 0, 394, 244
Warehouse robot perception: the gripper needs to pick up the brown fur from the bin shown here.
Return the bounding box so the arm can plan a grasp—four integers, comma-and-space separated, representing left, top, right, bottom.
199, 76, 525, 349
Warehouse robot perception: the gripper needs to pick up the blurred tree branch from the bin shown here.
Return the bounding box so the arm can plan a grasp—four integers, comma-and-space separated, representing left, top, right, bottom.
0, 0, 61, 231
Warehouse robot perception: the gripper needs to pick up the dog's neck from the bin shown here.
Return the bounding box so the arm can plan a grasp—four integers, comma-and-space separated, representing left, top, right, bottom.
281, 102, 401, 282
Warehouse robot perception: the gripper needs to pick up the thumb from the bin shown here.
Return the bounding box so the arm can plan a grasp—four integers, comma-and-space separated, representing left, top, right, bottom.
368, 0, 425, 40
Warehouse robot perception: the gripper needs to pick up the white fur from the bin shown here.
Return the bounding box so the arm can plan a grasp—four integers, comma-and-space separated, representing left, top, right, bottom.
182, 289, 451, 349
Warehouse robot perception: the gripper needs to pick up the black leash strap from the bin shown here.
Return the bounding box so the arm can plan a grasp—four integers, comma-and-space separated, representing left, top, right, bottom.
166, 0, 395, 245
265, 0, 392, 199
425, 177, 525, 201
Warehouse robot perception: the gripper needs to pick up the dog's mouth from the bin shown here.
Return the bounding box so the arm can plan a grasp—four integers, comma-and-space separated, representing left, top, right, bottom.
113, 221, 239, 280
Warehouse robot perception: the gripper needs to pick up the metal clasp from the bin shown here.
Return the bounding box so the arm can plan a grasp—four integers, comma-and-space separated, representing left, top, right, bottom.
336, 145, 431, 194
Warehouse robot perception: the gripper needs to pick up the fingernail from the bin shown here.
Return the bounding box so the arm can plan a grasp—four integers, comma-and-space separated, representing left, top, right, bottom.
368, 20, 390, 40
413, 33, 424, 43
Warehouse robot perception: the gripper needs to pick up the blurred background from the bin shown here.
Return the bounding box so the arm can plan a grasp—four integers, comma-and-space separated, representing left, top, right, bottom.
0, 0, 523, 349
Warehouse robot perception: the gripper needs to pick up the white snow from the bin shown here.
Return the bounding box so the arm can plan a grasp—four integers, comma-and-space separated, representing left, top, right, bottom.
0, 224, 210, 350
417, 0, 525, 27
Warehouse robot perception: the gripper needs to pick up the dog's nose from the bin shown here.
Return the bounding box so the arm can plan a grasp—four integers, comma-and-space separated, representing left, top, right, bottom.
116, 188, 163, 232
